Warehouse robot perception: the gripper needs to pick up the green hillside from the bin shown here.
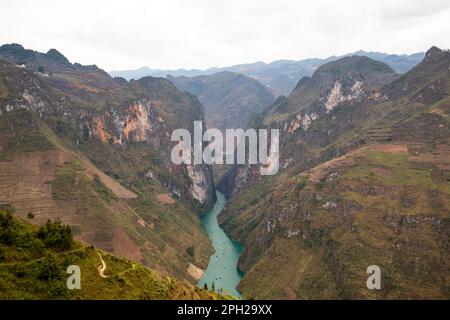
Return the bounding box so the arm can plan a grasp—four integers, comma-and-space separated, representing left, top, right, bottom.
0, 208, 229, 300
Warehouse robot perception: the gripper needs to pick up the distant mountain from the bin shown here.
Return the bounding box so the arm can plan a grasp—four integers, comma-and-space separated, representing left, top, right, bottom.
109, 50, 424, 96
167, 71, 275, 132
351, 50, 425, 73
110, 66, 207, 81
168, 71, 276, 181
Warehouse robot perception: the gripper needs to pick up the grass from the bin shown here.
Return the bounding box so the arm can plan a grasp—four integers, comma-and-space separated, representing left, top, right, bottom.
222, 146, 450, 299
343, 151, 437, 190
0, 111, 55, 161
0, 209, 230, 300
0, 111, 214, 282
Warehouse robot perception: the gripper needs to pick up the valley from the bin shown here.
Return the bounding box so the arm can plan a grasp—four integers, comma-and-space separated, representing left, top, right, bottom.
0, 42, 449, 300
197, 191, 244, 298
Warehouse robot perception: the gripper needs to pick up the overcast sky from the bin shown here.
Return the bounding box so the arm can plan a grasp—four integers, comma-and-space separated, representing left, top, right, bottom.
1, 0, 449, 71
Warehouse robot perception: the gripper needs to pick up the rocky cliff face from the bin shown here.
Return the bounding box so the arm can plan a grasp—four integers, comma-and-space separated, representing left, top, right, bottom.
0, 54, 215, 210
217, 50, 450, 299
0, 45, 215, 282
167, 71, 275, 182
218, 56, 397, 197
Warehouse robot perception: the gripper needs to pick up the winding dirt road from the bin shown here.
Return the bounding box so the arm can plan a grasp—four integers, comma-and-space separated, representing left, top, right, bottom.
97, 251, 109, 278
97, 250, 137, 278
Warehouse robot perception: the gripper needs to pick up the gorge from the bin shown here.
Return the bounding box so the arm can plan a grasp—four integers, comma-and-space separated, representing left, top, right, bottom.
197, 191, 244, 298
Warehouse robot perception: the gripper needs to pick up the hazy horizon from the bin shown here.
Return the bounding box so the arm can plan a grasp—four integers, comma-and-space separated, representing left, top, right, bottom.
107, 49, 426, 72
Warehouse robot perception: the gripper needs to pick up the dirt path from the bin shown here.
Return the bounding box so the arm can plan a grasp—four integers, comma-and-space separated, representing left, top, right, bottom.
97, 251, 109, 278
96, 250, 137, 278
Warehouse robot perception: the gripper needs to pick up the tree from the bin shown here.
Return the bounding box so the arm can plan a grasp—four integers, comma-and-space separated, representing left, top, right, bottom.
211, 282, 215, 292
0, 246, 5, 262
203, 283, 208, 290
27, 211, 35, 219
37, 254, 61, 281
186, 246, 195, 257
37, 219, 73, 251
0, 210, 15, 245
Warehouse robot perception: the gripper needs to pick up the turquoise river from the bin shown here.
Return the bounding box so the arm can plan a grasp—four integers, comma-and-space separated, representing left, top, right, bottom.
197, 191, 244, 298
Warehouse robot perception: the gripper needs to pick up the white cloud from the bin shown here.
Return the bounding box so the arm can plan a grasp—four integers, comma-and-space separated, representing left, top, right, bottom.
0, 0, 449, 70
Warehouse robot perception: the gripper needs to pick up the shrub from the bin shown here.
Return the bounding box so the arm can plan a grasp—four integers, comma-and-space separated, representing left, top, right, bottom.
186, 246, 195, 257
0, 246, 5, 262
37, 219, 73, 251
0, 210, 16, 245
37, 254, 61, 281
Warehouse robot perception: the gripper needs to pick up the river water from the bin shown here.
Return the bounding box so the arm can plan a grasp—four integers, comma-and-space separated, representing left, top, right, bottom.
198, 191, 244, 298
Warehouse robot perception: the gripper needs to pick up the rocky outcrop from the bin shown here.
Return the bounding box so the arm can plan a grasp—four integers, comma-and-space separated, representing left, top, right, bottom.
218, 56, 397, 198
0, 56, 215, 210
0, 47, 218, 283
217, 48, 450, 299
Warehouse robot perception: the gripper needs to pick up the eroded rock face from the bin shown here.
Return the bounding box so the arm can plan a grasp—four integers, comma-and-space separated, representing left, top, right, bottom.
186, 164, 209, 204
122, 102, 151, 142
218, 56, 397, 198
0, 60, 215, 210
216, 49, 450, 299
88, 100, 153, 144
284, 112, 319, 134
324, 80, 365, 112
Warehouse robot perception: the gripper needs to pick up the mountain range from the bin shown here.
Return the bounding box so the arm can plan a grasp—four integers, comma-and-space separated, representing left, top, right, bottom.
217, 46, 450, 299
110, 50, 425, 96
167, 72, 275, 132
0, 42, 448, 300
0, 43, 217, 293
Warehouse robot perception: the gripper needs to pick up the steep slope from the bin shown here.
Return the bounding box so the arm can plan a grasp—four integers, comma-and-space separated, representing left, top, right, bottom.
218, 49, 450, 299
218, 55, 399, 197
0, 209, 229, 299
168, 71, 275, 181
0, 44, 215, 283
167, 72, 275, 132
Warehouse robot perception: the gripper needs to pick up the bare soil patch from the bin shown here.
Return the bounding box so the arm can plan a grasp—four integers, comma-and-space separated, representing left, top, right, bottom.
187, 263, 204, 281
0, 150, 78, 224
156, 193, 175, 204
81, 157, 137, 199
372, 167, 393, 178
112, 228, 143, 263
